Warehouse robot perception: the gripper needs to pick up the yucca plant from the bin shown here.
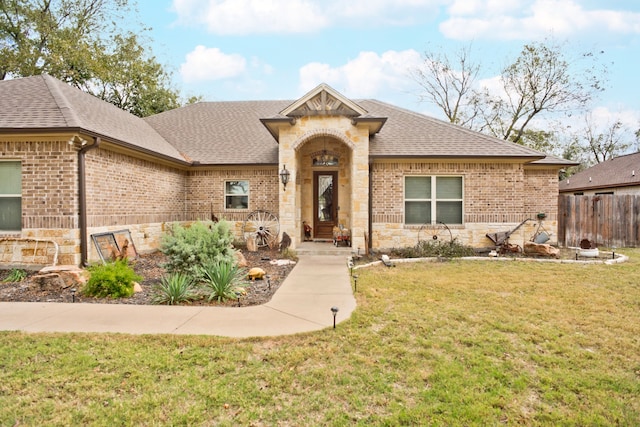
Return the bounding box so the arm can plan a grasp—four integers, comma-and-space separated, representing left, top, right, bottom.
151, 273, 199, 305
199, 260, 246, 302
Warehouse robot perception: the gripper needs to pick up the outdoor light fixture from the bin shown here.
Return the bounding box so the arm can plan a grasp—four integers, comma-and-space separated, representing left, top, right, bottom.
71, 288, 76, 303
353, 274, 358, 292
331, 306, 339, 329
279, 165, 290, 190
265, 274, 271, 290
612, 246, 617, 259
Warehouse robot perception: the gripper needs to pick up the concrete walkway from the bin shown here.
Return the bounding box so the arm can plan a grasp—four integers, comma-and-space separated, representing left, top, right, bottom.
0, 255, 356, 338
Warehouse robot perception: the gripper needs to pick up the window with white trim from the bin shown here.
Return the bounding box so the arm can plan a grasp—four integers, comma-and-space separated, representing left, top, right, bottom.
225, 180, 249, 209
0, 161, 21, 231
404, 176, 463, 225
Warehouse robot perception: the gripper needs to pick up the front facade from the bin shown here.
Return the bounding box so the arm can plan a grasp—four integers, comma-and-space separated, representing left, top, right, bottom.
0, 76, 570, 266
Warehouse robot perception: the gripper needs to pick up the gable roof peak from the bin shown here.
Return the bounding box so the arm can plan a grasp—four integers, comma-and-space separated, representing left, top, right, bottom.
280, 83, 368, 118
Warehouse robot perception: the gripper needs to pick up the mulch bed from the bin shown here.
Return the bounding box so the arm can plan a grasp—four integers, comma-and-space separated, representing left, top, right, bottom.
0, 248, 296, 307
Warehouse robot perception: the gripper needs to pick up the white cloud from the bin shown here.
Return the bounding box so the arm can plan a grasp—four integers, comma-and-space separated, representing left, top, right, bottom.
179, 46, 247, 83
171, 0, 442, 35
298, 49, 423, 100
172, 0, 327, 34
441, 0, 640, 40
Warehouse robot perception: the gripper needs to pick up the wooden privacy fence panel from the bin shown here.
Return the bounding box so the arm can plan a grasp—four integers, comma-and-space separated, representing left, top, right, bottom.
558, 195, 640, 248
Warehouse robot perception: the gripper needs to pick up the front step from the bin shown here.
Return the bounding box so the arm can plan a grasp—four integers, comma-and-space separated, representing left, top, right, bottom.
295, 241, 355, 256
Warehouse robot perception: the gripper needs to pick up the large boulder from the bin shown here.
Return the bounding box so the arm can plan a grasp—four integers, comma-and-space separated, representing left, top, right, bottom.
523, 241, 560, 258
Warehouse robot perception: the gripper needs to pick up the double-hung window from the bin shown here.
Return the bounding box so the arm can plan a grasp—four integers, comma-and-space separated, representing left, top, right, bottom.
405, 176, 463, 225
0, 161, 21, 231
225, 180, 249, 209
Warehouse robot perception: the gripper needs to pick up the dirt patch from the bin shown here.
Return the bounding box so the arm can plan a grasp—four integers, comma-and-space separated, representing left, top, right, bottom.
0, 248, 296, 307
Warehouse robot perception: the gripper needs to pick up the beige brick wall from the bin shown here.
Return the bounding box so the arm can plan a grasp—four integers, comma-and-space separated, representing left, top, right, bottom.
371, 160, 560, 249
1, 137, 80, 264
85, 148, 186, 226
186, 167, 279, 239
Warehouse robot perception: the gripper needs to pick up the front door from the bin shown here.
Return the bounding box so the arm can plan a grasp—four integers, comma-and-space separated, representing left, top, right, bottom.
314, 171, 338, 239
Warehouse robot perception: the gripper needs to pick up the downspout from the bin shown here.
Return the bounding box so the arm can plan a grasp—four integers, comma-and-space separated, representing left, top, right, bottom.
368, 161, 373, 254
78, 137, 101, 266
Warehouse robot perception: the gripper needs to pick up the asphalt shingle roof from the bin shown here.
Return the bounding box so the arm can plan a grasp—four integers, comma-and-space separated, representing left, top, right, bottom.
0, 75, 186, 161
0, 75, 569, 166
144, 100, 289, 164
560, 152, 640, 192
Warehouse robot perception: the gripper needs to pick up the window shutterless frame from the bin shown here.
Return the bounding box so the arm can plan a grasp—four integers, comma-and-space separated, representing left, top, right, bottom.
225, 180, 249, 209
0, 161, 22, 231
404, 175, 463, 225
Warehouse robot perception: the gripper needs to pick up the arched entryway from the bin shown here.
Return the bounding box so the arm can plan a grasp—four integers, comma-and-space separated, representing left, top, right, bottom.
297, 135, 352, 241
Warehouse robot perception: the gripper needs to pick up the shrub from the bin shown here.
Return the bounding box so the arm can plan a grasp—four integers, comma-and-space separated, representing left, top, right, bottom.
161, 220, 236, 278
83, 260, 141, 298
2, 268, 27, 283
200, 260, 246, 302
393, 238, 476, 258
151, 273, 199, 305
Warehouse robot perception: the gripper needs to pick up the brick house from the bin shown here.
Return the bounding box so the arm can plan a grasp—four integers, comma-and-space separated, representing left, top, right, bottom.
0, 75, 571, 266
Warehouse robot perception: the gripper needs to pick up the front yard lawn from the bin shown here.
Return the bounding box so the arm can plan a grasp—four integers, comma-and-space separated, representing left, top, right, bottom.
1, 250, 639, 425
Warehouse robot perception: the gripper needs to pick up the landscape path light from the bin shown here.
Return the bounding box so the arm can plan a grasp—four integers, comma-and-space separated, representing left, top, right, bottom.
331, 306, 339, 329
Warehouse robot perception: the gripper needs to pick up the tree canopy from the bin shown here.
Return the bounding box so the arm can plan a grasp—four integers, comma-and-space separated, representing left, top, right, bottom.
411, 39, 633, 167
0, 0, 182, 117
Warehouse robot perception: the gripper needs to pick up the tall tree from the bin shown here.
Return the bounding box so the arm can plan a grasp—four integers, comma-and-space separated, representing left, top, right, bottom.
0, 0, 183, 116
412, 39, 607, 147
411, 44, 480, 128
577, 116, 630, 164
483, 41, 605, 144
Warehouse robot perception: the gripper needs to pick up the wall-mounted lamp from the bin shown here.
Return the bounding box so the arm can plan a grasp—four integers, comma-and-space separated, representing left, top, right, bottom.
279, 164, 290, 191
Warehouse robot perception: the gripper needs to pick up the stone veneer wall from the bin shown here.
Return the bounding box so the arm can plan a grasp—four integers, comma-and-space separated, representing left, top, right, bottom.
371, 160, 560, 249
278, 116, 370, 249
0, 137, 80, 265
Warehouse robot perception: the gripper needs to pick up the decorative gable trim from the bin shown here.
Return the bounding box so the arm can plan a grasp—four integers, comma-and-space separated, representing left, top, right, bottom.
280, 83, 368, 117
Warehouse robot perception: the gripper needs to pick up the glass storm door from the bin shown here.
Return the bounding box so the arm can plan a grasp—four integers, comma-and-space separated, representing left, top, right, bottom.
313, 171, 338, 239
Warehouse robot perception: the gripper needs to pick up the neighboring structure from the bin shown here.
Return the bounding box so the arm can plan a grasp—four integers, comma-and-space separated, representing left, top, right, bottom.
559, 152, 640, 195
0, 75, 573, 266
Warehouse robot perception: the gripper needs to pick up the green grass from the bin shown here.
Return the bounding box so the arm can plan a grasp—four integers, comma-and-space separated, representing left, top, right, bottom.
2, 250, 640, 425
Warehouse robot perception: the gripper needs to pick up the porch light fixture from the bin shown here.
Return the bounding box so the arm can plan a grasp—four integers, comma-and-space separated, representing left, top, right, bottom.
279, 165, 290, 190
331, 306, 339, 329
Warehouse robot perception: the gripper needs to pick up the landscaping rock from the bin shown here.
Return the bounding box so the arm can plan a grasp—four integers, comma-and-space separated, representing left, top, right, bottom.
523, 241, 560, 257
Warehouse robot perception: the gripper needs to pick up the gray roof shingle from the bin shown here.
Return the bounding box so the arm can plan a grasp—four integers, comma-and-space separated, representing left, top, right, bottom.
144, 100, 288, 164
560, 152, 640, 192
0, 75, 186, 161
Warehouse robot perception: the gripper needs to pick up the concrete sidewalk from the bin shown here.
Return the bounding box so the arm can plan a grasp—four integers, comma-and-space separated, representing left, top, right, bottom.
0, 255, 356, 338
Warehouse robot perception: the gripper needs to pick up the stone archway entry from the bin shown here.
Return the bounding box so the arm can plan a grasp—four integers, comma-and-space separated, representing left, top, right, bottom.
313, 171, 338, 239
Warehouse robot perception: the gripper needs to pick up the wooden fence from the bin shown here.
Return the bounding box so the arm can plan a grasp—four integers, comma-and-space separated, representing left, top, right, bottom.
558, 194, 640, 248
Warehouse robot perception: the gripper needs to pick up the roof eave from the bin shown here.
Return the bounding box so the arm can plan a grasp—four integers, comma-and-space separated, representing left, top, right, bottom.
352, 117, 387, 135
0, 127, 191, 166
259, 117, 296, 142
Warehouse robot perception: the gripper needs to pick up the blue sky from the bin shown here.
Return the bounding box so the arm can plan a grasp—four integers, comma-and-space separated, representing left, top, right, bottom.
134, 0, 640, 131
